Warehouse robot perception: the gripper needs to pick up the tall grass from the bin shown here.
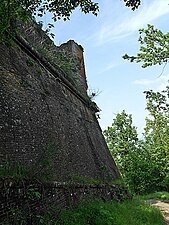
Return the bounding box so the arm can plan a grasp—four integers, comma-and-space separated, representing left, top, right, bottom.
2, 195, 166, 224
49, 198, 165, 225
138, 191, 169, 201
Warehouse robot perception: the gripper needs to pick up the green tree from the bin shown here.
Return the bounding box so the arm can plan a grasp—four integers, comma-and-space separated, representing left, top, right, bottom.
122, 23, 169, 192
0, 0, 142, 43
103, 111, 154, 194
103, 110, 141, 193
143, 86, 169, 191
123, 24, 169, 68
104, 110, 138, 163
0, 0, 99, 43
123, 0, 141, 10
104, 105, 169, 194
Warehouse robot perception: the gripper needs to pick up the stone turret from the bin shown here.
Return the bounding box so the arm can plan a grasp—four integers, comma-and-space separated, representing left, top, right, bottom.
60, 40, 88, 90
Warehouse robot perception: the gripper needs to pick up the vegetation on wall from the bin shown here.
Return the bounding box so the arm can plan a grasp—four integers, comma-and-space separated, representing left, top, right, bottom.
0, 0, 142, 44
0, 143, 57, 182
0, 0, 98, 43
2, 197, 165, 225
0, 0, 143, 96
37, 45, 80, 86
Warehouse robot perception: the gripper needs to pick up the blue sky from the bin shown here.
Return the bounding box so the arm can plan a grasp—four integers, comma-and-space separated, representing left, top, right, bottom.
41, 0, 169, 137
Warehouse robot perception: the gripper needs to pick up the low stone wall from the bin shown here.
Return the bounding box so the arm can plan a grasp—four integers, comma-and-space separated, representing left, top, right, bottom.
0, 180, 131, 224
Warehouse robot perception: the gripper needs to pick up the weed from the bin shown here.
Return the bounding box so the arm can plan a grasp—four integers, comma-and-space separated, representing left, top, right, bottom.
26, 58, 34, 67
1, 193, 167, 225
26, 187, 41, 200
70, 175, 101, 185
111, 178, 126, 186
0, 161, 32, 181
0, 142, 58, 182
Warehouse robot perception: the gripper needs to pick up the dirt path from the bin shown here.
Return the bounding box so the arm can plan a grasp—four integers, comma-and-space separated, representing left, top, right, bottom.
146, 200, 169, 224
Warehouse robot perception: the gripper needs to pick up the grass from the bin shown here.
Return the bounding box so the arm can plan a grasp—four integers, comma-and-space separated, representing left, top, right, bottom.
0, 162, 32, 181
47, 197, 165, 225
2, 191, 168, 224
139, 191, 169, 201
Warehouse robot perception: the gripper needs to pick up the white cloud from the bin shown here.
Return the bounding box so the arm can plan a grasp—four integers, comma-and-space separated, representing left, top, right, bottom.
134, 74, 169, 85
134, 79, 156, 85
97, 61, 118, 74
94, 0, 169, 46
157, 81, 169, 91
133, 74, 169, 92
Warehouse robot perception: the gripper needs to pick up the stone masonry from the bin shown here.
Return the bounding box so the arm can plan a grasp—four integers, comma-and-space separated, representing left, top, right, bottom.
0, 20, 120, 182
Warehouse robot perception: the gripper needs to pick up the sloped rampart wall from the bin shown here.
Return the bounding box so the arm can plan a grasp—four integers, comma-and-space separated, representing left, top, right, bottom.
0, 20, 120, 182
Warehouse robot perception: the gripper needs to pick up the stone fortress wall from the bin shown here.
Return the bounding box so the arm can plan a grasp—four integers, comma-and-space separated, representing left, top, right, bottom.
0, 19, 120, 182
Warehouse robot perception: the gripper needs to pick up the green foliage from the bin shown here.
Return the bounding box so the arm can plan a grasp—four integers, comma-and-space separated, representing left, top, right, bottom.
139, 191, 169, 201
123, 24, 169, 68
36, 44, 80, 87
0, 0, 99, 44
104, 89, 169, 194
56, 198, 164, 225
2, 197, 165, 224
0, 143, 57, 182
56, 51, 76, 76
143, 86, 169, 192
0, 161, 32, 181
0, 0, 31, 43
104, 111, 146, 194
123, 0, 141, 10
24, 0, 99, 21
121, 23, 169, 194
0, 0, 143, 45
111, 178, 126, 186
104, 110, 138, 169
26, 58, 34, 66
26, 187, 41, 200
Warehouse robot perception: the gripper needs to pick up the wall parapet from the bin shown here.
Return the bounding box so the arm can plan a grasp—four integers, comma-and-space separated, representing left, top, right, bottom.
17, 20, 88, 95
14, 33, 99, 113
